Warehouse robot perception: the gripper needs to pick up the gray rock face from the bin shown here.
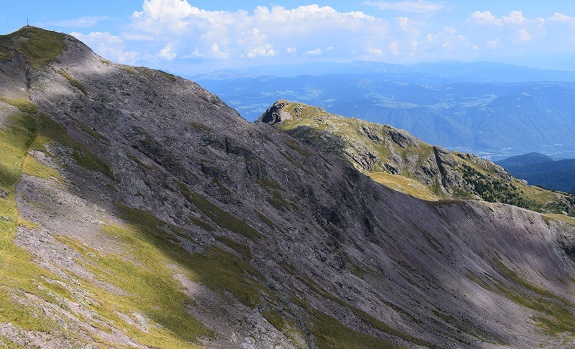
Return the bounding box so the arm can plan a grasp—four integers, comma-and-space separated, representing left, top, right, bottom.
2, 27, 575, 349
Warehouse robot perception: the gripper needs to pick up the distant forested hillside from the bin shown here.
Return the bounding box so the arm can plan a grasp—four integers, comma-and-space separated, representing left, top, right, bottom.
497, 153, 575, 194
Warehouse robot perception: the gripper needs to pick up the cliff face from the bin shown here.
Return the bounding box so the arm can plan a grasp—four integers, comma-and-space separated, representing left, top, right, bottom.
258, 100, 575, 214
1, 27, 575, 349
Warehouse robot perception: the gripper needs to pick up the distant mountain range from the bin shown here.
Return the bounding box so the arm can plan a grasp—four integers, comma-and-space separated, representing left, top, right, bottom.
497, 153, 575, 194
195, 62, 575, 159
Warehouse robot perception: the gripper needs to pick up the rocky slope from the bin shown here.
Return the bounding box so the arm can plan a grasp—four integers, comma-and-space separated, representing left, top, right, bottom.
258, 100, 575, 215
1, 27, 575, 349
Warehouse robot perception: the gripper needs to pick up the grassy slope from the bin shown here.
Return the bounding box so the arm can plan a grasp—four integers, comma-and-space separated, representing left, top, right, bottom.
266, 100, 575, 215
0, 100, 209, 347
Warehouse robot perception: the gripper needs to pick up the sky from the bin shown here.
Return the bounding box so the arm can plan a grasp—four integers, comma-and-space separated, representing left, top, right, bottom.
2, 1, 575, 75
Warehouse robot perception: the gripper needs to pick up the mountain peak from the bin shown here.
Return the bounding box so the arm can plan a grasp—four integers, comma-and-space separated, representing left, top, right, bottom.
0, 26, 73, 69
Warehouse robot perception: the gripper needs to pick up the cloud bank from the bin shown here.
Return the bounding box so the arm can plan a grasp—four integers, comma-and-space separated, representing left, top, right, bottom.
70, 0, 575, 73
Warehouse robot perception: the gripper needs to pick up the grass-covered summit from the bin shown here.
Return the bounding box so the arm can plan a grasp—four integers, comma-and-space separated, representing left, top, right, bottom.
259, 100, 575, 215
0, 26, 67, 68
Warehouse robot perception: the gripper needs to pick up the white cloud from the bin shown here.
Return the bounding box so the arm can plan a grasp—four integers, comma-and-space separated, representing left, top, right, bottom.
245, 45, 277, 58
304, 48, 323, 56
210, 43, 229, 59
468, 11, 502, 26
549, 12, 575, 26
124, 0, 387, 65
132, 0, 197, 33
69, 2, 575, 73
71, 32, 140, 64
503, 11, 527, 25
364, 1, 444, 14
517, 29, 532, 43
368, 48, 384, 56
158, 43, 176, 60
389, 41, 399, 55
465, 10, 551, 52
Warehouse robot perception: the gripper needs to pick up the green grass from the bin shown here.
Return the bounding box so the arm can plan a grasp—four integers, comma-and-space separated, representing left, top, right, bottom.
186, 246, 265, 306
255, 210, 275, 228
368, 172, 439, 201
0, 97, 38, 113
543, 214, 575, 226
190, 216, 216, 231
256, 177, 282, 190
190, 122, 212, 131
58, 69, 87, 95
216, 235, 252, 260
257, 177, 291, 210
0, 41, 12, 62
32, 114, 114, 179
0, 112, 37, 189
178, 183, 263, 242
6, 27, 67, 69
66, 114, 111, 145
21, 154, 64, 181
114, 203, 265, 307
262, 309, 291, 332
298, 275, 438, 348
57, 234, 208, 349
270, 101, 575, 217
0, 110, 92, 344
0, 337, 28, 349
283, 136, 312, 157
310, 308, 401, 349
0, 104, 112, 182
468, 262, 575, 337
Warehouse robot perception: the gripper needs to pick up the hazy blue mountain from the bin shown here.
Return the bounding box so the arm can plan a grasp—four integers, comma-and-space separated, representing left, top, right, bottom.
497, 152, 555, 167
497, 153, 575, 194
195, 68, 575, 158
194, 61, 575, 82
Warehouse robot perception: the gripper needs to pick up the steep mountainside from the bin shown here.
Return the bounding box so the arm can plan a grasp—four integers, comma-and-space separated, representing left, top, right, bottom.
2, 27, 575, 349
497, 153, 575, 194
258, 100, 575, 215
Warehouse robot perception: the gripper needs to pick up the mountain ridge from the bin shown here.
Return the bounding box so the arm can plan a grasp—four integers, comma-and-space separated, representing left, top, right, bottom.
1, 26, 575, 348
258, 100, 575, 215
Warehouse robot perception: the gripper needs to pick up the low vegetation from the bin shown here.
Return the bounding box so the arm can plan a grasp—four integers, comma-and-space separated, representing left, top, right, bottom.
58, 69, 88, 95
0, 27, 66, 69
368, 171, 439, 201
0, 109, 85, 345
178, 183, 263, 242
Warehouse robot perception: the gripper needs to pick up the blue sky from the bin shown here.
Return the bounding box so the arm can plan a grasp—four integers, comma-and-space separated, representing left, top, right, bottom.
2, 1, 575, 74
